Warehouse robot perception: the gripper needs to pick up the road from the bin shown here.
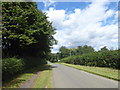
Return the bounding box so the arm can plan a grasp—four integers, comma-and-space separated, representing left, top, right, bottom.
52, 63, 118, 88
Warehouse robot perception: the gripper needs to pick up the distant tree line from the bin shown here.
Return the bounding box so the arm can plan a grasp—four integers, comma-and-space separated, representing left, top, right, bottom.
49, 45, 110, 62
48, 45, 119, 69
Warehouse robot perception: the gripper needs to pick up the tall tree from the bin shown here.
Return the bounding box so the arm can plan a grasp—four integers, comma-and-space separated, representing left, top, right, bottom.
2, 2, 56, 60
59, 46, 70, 58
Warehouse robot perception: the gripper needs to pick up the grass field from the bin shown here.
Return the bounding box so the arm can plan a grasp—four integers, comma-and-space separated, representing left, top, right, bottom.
2, 64, 52, 88
60, 63, 119, 81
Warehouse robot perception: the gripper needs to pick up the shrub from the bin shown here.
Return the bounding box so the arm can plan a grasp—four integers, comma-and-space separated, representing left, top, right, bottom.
2, 57, 25, 81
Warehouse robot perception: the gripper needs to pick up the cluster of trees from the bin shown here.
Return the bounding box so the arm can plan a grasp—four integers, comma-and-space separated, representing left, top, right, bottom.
2, 2, 56, 81
59, 45, 95, 58
2, 2, 56, 58
49, 45, 110, 62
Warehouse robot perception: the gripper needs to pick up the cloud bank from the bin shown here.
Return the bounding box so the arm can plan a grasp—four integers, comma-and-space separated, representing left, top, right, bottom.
45, 1, 118, 53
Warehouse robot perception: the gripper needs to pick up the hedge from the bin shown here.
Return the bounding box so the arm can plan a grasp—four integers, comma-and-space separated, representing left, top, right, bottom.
2, 57, 25, 81
61, 50, 119, 69
2, 57, 47, 81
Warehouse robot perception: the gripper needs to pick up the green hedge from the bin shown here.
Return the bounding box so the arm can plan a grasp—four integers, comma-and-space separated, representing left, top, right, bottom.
2, 57, 47, 81
61, 50, 119, 69
2, 57, 25, 81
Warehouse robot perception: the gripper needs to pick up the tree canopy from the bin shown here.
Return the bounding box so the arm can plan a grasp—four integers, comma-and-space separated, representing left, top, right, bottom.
2, 2, 57, 59
56, 45, 95, 59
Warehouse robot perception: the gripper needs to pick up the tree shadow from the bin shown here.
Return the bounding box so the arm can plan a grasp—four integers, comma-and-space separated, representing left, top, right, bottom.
51, 65, 57, 68
24, 64, 52, 74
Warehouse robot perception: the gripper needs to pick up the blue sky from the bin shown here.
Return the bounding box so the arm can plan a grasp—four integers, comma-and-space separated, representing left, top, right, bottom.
36, 1, 118, 53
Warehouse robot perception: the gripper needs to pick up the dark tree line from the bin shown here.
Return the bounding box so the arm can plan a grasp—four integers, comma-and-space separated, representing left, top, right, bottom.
2, 2, 56, 59
2, 2, 57, 81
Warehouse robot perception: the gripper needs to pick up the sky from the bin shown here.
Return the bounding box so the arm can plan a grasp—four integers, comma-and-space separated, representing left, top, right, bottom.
36, 0, 118, 53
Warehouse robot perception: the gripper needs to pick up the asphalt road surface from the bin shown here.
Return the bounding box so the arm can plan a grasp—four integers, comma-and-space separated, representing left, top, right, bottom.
52, 63, 118, 88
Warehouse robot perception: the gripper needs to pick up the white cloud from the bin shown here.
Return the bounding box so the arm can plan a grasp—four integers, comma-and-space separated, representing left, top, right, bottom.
103, 9, 115, 22
42, 0, 55, 10
45, 1, 118, 53
46, 8, 66, 27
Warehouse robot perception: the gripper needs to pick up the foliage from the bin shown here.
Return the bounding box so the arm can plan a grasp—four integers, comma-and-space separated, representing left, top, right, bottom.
59, 46, 70, 58
3, 64, 51, 88
61, 50, 119, 69
99, 46, 109, 52
2, 57, 24, 81
47, 53, 58, 62
2, 2, 56, 81
23, 57, 47, 69
57, 45, 95, 59
2, 2, 56, 58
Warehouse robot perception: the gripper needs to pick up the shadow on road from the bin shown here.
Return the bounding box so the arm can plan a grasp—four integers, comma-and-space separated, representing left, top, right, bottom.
51, 65, 57, 68
24, 64, 52, 74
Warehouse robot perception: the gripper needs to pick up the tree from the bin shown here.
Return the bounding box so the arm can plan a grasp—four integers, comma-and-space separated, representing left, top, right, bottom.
59, 46, 70, 58
76, 46, 83, 55
76, 45, 94, 55
69, 48, 77, 56
100, 46, 109, 52
82, 45, 94, 54
2, 2, 56, 61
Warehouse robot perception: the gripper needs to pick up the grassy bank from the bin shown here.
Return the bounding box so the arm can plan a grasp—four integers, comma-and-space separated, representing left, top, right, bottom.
2, 64, 52, 88
60, 63, 119, 81
31, 68, 52, 88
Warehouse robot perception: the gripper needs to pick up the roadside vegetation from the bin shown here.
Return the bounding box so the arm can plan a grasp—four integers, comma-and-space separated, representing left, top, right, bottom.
60, 63, 119, 81
50, 45, 119, 81
2, 2, 119, 88
2, 64, 52, 88
32, 66, 52, 88
61, 50, 119, 69
50, 45, 119, 69
2, 2, 56, 87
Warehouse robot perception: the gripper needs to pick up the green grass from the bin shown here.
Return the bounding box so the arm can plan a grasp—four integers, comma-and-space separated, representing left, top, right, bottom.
31, 64, 52, 88
2, 64, 52, 88
60, 63, 119, 81
2, 72, 34, 88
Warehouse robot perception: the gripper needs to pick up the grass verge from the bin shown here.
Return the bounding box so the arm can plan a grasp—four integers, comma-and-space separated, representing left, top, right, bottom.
2, 64, 52, 88
31, 64, 52, 88
60, 63, 119, 81
2, 72, 34, 88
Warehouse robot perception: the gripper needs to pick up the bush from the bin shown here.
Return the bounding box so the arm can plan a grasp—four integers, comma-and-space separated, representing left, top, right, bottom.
2, 57, 25, 81
49, 59, 58, 63
22, 57, 47, 69
61, 50, 119, 69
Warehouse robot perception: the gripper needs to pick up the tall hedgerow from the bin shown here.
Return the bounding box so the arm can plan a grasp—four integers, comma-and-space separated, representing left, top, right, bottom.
61, 50, 119, 69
